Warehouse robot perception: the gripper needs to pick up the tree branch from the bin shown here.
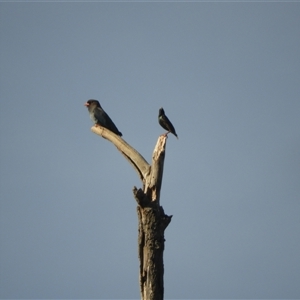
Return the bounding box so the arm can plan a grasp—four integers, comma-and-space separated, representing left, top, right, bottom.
91, 126, 151, 182
90, 125, 171, 300
144, 135, 167, 205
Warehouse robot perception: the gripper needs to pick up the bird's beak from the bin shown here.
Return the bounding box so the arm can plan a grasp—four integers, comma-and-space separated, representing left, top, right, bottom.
84, 102, 89, 106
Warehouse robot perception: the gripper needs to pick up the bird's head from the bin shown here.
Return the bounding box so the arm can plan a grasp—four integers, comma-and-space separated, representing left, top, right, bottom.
84, 99, 101, 108
158, 107, 165, 116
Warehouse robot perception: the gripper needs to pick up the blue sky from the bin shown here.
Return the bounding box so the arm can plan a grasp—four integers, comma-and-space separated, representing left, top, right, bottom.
0, 2, 300, 299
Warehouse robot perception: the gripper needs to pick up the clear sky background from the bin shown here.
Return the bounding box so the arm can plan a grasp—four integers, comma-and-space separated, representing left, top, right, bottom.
0, 2, 300, 299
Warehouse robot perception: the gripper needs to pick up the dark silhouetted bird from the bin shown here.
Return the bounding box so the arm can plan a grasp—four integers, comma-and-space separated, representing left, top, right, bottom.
84, 99, 122, 136
158, 107, 178, 139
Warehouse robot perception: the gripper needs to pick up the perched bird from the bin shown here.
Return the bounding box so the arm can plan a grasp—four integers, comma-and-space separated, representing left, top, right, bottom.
84, 99, 122, 136
158, 107, 178, 139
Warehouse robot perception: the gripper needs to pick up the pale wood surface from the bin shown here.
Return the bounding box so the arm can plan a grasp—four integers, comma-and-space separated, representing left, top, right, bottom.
90, 125, 172, 300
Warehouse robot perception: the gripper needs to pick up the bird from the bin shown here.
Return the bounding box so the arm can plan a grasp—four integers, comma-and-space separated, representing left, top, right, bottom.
158, 107, 178, 139
84, 99, 122, 136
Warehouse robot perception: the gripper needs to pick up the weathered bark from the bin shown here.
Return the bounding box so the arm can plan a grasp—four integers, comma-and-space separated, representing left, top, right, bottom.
134, 190, 172, 300
91, 125, 172, 300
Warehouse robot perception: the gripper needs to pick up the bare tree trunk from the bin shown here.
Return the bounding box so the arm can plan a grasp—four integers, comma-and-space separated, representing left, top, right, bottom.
134, 190, 172, 300
91, 126, 172, 300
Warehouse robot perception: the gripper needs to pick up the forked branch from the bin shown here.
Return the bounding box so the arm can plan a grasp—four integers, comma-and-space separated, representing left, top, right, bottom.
90, 124, 171, 300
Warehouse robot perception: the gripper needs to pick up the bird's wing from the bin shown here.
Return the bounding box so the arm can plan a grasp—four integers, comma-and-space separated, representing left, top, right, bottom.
159, 116, 169, 131
164, 115, 178, 136
97, 107, 121, 135
104, 113, 121, 133
167, 117, 176, 134
164, 115, 174, 131
93, 107, 106, 126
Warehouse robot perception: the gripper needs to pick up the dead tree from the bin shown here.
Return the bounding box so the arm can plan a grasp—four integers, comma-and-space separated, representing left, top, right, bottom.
91, 126, 172, 300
